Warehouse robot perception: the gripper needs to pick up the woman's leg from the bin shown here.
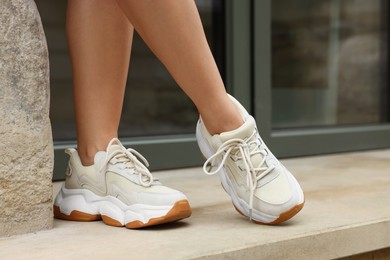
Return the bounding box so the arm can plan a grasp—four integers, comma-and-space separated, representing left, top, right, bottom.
115, 0, 244, 135
67, 0, 134, 165
57, 1, 192, 228
114, 0, 304, 225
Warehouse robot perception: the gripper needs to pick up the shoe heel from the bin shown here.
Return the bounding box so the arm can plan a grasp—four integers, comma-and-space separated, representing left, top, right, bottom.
53, 205, 101, 222
195, 120, 215, 159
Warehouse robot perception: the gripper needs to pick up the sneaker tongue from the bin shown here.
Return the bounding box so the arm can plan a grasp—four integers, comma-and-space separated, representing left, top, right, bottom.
218, 116, 264, 168
93, 144, 123, 170
219, 116, 256, 142
107, 144, 123, 154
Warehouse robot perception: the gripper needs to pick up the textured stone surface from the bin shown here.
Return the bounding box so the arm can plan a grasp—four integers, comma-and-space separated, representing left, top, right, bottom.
0, 0, 53, 236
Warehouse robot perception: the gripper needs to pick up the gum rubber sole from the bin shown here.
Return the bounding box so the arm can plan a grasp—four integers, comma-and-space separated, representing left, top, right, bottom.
54, 206, 101, 222
54, 200, 192, 229
125, 200, 192, 228
233, 201, 305, 225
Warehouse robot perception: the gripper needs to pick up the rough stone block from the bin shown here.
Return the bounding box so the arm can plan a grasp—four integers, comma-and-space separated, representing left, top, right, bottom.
0, 0, 53, 236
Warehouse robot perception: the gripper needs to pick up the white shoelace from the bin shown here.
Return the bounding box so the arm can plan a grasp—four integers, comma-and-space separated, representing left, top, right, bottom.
99, 138, 154, 187
203, 131, 275, 218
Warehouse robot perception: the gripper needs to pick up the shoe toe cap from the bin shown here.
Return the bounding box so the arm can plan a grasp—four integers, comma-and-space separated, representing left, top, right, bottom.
138, 186, 188, 206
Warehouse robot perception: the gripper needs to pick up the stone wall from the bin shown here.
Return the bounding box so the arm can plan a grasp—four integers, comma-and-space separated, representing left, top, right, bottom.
0, 0, 53, 236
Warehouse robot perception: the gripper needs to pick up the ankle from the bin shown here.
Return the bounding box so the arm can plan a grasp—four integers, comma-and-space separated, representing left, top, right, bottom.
77, 147, 97, 166
197, 95, 244, 135
76, 142, 109, 166
76, 135, 117, 166
202, 116, 244, 135
200, 106, 244, 135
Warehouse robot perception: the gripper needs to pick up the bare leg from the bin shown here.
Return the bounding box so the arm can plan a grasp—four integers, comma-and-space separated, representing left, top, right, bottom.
115, 0, 244, 135
67, 0, 134, 165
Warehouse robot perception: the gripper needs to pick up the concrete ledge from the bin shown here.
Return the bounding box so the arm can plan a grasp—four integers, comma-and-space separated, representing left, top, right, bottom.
0, 149, 389, 259
199, 218, 390, 259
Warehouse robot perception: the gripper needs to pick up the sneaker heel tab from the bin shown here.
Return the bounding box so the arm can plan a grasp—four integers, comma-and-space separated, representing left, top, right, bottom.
65, 148, 76, 156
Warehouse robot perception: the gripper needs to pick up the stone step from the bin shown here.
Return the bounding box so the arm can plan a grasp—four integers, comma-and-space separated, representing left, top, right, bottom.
1, 149, 390, 259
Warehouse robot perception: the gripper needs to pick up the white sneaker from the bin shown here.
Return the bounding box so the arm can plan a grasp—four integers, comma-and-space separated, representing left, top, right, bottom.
196, 95, 304, 224
54, 138, 192, 228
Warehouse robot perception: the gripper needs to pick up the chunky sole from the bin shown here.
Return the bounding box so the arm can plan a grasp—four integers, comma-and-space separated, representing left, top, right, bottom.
54, 200, 191, 228
54, 186, 192, 229
196, 119, 305, 225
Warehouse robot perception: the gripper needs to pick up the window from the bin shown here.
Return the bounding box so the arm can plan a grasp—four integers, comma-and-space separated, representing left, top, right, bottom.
272, 0, 388, 129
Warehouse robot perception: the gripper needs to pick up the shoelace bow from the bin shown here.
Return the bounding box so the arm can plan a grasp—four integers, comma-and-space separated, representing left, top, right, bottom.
203, 131, 275, 219
99, 138, 154, 187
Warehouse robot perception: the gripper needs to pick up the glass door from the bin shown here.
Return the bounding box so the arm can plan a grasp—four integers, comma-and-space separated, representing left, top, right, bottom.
254, 0, 390, 157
